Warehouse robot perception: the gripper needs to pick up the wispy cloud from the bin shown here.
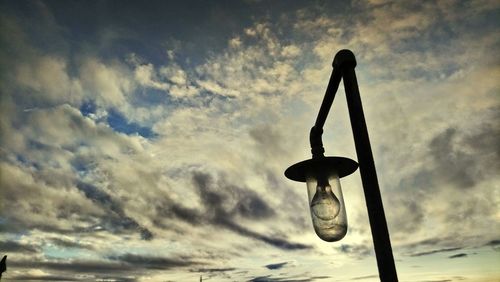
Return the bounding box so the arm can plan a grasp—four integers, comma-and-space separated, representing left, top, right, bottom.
350, 275, 378, 281
109, 253, 200, 269
265, 262, 288, 270
409, 247, 463, 257
0, 240, 40, 253
448, 253, 467, 259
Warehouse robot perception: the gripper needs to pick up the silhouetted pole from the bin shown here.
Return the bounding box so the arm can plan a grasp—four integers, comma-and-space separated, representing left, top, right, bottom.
311, 50, 398, 281
0, 255, 6, 280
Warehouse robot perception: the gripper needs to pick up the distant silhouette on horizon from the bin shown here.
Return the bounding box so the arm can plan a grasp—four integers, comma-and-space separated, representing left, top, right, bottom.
0, 255, 6, 280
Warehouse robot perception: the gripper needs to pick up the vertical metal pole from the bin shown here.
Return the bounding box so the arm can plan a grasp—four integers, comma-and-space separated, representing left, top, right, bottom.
341, 64, 399, 282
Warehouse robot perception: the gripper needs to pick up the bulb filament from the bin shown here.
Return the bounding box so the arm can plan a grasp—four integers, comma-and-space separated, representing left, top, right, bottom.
310, 184, 340, 220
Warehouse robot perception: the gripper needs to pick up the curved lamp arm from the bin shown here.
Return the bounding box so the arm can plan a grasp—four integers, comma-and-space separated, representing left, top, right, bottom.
309, 50, 354, 158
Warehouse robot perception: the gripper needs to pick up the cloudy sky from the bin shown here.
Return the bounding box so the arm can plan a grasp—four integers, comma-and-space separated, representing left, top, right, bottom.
0, 0, 499, 281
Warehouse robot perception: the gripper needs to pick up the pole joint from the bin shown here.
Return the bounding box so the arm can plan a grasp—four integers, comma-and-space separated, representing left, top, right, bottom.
310, 126, 325, 158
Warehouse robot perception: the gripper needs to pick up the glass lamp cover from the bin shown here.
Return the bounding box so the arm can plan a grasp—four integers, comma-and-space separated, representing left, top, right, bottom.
306, 172, 347, 242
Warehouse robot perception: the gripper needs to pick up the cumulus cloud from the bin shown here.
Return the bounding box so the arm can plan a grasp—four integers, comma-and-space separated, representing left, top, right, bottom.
132, 60, 199, 98
191, 21, 306, 106
1, 1, 499, 281
80, 58, 135, 108
134, 63, 169, 91
0, 161, 101, 233
14, 56, 83, 105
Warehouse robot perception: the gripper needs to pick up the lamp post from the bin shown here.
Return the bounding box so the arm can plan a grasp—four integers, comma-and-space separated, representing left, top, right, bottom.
285, 50, 398, 281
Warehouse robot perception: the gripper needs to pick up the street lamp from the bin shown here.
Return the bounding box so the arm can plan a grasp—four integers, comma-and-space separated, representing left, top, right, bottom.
285, 50, 398, 281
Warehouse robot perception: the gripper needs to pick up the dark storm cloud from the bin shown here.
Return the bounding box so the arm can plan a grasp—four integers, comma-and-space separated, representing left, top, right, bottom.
265, 262, 287, 270
217, 215, 311, 251
0, 220, 66, 236
429, 128, 476, 188
233, 189, 275, 220
167, 204, 202, 225
9, 274, 136, 282
2, 0, 326, 66
192, 267, 237, 273
0, 1, 68, 68
337, 244, 372, 259
484, 239, 500, 246
249, 124, 287, 158
76, 181, 153, 240
191, 172, 226, 219
249, 276, 275, 282
0, 240, 40, 253
10, 254, 199, 276
388, 110, 500, 237
192, 171, 276, 221
8, 275, 80, 281
483, 239, 500, 249
400, 236, 479, 257
463, 108, 500, 159
448, 253, 467, 259
110, 253, 199, 270
428, 109, 500, 190
10, 259, 135, 273
310, 276, 331, 280
191, 171, 310, 250
403, 237, 445, 249
8, 255, 198, 280
155, 170, 309, 250
190, 267, 237, 280
264, 169, 309, 230
388, 191, 426, 233
76, 181, 120, 212
247, 125, 311, 233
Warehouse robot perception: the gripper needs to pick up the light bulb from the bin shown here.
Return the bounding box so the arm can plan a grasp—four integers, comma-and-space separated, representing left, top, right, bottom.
310, 184, 340, 220
306, 174, 348, 242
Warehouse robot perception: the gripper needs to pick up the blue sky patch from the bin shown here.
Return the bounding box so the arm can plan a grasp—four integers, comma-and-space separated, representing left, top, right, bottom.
106, 108, 157, 138
79, 100, 97, 117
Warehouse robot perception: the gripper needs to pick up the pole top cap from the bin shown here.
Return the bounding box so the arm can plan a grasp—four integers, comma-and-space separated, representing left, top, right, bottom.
333, 49, 357, 69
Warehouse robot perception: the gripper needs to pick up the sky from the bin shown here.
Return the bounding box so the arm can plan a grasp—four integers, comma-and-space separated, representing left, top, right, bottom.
0, 0, 499, 281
